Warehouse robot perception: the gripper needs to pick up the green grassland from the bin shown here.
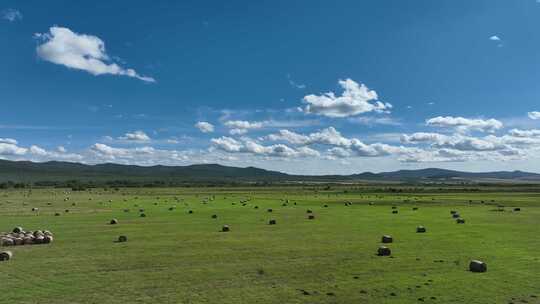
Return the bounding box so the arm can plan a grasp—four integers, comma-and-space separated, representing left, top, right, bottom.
0, 186, 539, 304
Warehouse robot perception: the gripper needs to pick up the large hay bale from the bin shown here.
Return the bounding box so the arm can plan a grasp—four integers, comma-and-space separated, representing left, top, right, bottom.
12, 227, 23, 234
222, 225, 230, 232
0, 251, 13, 261
416, 226, 426, 233
118, 235, 128, 242
110, 219, 118, 225
382, 235, 393, 243
268, 219, 277, 225
469, 260, 487, 273
377, 246, 391, 256
456, 218, 465, 224
34, 236, 44, 244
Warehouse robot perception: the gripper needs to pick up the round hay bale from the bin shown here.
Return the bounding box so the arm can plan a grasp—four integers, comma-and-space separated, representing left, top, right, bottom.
513, 207, 521, 212
140, 213, 146, 218
382, 235, 393, 243
32, 207, 39, 212
110, 219, 118, 225
211, 214, 218, 219
306, 210, 313, 214
452, 213, 460, 219
268, 219, 277, 225
139, 209, 145, 213
54, 212, 60, 216
377, 246, 391, 256
118, 235, 128, 242
13, 238, 23, 246
308, 215, 315, 220
391, 206, 397, 209
1, 238, 14, 246
43, 230, 53, 236
65, 209, 69, 213
469, 260, 487, 273
43, 235, 53, 244
33, 230, 44, 237
456, 218, 465, 224
222, 225, 230, 232
254, 206, 259, 209
323, 204, 328, 208
188, 210, 193, 214
412, 207, 418, 211
267, 209, 273, 213
168, 207, 175, 211
34, 236, 44, 244
0, 251, 13, 261
392, 210, 398, 214
23, 237, 34, 245
416, 226, 426, 233
12, 227, 23, 234
450, 210, 457, 215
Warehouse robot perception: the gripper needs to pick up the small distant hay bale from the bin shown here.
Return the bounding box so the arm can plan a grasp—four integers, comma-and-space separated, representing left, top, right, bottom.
254, 206, 259, 209
308, 215, 315, 220
123, 209, 130, 213
0, 251, 13, 261
469, 260, 487, 273
391, 206, 397, 209
211, 214, 218, 219
118, 235, 128, 242
513, 207, 521, 212
382, 235, 393, 243
110, 219, 118, 225
412, 207, 418, 211
12, 227, 23, 234
450, 210, 457, 215
306, 210, 313, 214
168, 207, 175, 211
456, 218, 465, 224
377, 246, 391, 256
452, 213, 460, 219
222, 225, 230, 232
281, 203, 287, 207
54, 212, 60, 216
392, 210, 398, 214
416, 226, 426, 233
369, 202, 374, 206
43, 235, 53, 244
268, 219, 277, 225
188, 210, 193, 214
65, 209, 70, 213
1, 238, 14, 246
140, 213, 146, 218
139, 209, 145, 213
267, 209, 273, 213
323, 204, 328, 208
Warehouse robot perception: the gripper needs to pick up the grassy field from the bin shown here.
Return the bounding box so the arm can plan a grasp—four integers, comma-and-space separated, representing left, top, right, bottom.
0, 186, 539, 304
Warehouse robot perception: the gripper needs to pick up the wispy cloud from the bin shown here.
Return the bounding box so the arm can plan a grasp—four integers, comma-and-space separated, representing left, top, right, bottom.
35, 26, 155, 82
1, 8, 22, 22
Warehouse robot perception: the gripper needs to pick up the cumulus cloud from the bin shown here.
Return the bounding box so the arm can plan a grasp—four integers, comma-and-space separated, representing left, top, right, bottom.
195, 121, 214, 133
224, 120, 263, 135
1, 8, 22, 22
0, 142, 27, 156
0, 138, 18, 145
489, 35, 501, 41
509, 129, 540, 138
35, 26, 155, 82
119, 130, 151, 142
426, 116, 503, 133
211, 136, 319, 158
301, 79, 392, 118
528, 111, 540, 120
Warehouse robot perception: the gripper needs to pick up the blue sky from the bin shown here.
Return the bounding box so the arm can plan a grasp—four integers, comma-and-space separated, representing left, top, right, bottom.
2, 0, 540, 174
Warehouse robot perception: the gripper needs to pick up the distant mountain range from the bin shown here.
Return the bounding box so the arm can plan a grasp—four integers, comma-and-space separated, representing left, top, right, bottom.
1, 159, 539, 184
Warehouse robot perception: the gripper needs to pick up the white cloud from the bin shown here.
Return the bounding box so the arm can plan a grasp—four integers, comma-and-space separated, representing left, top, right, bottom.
29, 145, 48, 156
1, 9, 22, 22
211, 136, 319, 158
301, 79, 392, 118
35, 26, 155, 82
489, 35, 501, 41
426, 116, 503, 133
0, 143, 27, 156
57, 146, 67, 153
528, 111, 540, 120
224, 120, 263, 135
509, 129, 540, 137
0, 138, 18, 145
195, 121, 214, 133
119, 130, 151, 142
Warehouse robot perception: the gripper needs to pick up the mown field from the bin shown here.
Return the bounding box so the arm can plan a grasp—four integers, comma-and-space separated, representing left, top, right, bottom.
0, 186, 539, 304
